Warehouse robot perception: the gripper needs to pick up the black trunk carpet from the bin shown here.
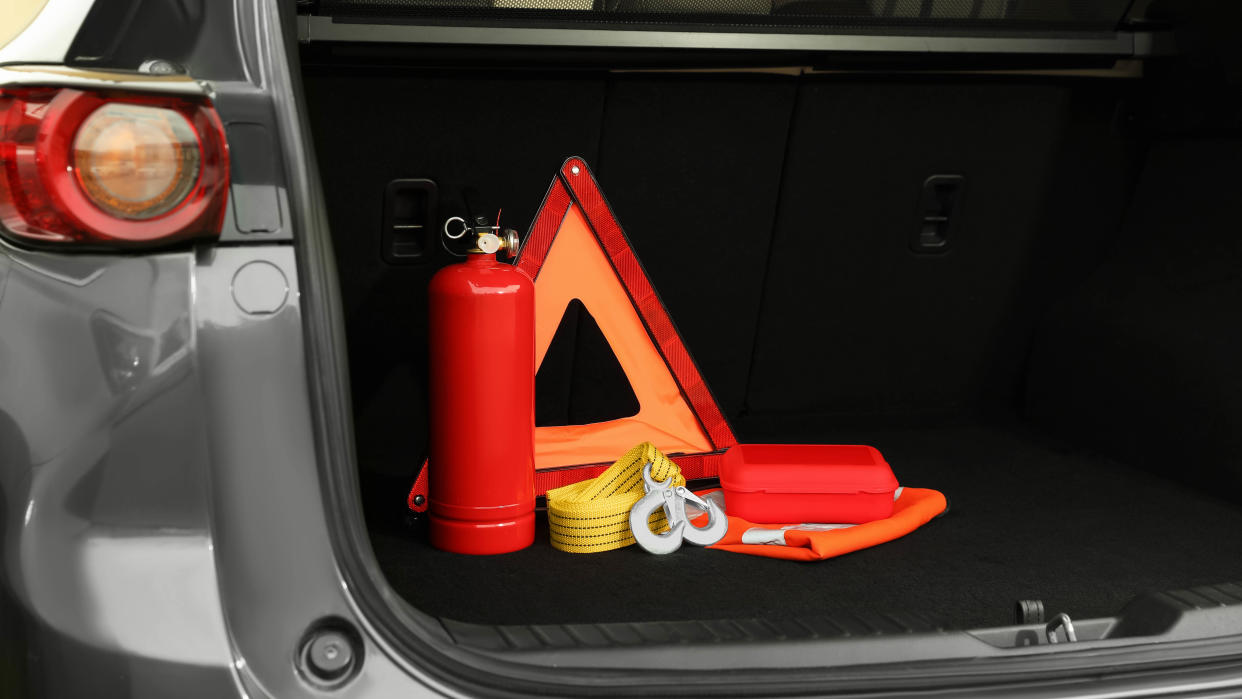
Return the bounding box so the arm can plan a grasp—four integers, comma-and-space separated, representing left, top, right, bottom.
362, 422, 1242, 629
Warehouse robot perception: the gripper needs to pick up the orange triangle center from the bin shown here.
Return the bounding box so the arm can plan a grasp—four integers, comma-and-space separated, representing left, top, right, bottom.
531, 203, 712, 469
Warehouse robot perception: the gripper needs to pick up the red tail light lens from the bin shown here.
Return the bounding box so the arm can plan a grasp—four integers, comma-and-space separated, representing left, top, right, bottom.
0, 87, 228, 247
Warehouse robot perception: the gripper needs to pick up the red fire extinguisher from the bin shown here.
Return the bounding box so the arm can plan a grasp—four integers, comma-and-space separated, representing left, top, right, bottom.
427, 215, 535, 555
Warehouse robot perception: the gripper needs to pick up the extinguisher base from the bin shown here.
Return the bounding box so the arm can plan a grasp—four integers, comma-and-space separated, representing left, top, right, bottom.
429, 511, 535, 555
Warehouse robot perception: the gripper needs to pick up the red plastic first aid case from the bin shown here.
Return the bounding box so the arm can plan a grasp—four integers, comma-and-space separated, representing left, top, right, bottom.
719, 444, 898, 524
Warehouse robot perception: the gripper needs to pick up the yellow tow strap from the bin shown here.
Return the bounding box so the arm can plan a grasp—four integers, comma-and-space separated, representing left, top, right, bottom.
546, 442, 685, 553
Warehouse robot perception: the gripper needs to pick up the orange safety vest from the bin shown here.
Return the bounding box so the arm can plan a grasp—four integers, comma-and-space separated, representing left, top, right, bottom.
698, 487, 948, 561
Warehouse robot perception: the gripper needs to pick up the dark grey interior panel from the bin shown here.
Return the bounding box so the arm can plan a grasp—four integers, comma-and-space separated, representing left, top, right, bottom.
1026, 138, 1242, 502
596, 75, 797, 418
745, 80, 1124, 417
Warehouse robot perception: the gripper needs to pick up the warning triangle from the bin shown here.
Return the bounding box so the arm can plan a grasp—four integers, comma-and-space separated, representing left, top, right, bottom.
409, 157, 735, 511
526, 200, 717, 467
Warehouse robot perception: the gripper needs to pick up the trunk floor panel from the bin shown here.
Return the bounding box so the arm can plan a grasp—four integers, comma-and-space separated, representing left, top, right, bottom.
364, 424, 1242, 629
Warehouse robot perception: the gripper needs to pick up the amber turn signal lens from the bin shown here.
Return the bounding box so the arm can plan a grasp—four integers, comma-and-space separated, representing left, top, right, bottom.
72, 103, 201, 220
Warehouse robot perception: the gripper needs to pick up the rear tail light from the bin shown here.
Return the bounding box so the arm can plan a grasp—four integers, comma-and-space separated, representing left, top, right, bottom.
0, 88, 228, 248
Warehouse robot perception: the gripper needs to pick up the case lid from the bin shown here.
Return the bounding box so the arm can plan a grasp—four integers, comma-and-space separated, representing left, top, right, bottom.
719, 444, 897, 494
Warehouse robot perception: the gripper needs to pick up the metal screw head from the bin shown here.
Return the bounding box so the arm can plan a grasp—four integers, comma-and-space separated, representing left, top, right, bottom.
570, 165, 580, 175
413, 495, 426, 506
138, 59, 184, 75
306, 630, 354, 681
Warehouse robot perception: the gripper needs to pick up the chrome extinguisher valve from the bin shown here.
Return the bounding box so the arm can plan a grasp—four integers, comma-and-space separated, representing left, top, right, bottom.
503, 229, 521, 258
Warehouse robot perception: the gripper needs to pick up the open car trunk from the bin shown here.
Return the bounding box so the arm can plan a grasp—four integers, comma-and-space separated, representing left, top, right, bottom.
298, 7, 1242, 664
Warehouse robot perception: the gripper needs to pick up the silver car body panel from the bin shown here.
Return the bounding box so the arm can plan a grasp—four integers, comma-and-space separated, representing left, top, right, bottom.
0, 242, 240, 696
0, 238, 451, 697
0, 5, 453, 686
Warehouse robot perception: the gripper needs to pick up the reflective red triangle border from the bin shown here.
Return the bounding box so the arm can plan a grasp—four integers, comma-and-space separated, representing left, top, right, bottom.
408, 157, 737, 513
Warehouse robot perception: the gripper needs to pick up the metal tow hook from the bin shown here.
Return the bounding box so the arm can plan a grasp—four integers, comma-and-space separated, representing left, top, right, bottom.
629, 462, 728, 554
